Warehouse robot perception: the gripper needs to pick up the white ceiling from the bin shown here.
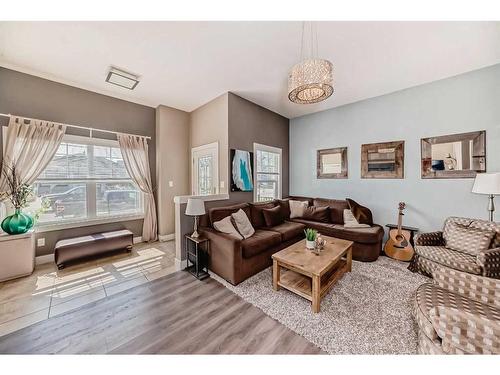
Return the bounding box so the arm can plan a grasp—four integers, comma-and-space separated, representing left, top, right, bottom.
1, 21, 500, 119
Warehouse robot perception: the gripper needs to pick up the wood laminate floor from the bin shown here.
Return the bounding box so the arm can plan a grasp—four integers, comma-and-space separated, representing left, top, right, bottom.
0, 270, 323, 354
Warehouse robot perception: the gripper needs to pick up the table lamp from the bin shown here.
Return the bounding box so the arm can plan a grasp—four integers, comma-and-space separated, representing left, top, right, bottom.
472, 172, 500, 222
185, 198, 206, 238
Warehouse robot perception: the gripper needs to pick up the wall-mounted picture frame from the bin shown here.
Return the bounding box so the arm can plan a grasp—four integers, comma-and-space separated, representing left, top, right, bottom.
230, 149, 254, 192
421, 130, 486, 179
361, 140, 405, 179
317, 147, 348, 179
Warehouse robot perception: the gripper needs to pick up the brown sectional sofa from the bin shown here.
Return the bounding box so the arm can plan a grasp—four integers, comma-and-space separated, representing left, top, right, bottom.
200, 197, 384, 285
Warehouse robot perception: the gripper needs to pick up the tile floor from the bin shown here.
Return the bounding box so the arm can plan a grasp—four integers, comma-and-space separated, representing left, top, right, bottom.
0, 240, 176, 338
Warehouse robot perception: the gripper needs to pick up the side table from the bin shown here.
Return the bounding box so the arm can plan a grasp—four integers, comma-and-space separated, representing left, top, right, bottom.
184, 235, 210, 280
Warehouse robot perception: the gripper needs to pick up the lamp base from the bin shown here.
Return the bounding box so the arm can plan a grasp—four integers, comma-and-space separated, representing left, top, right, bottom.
191, 230, 200, 238
487, 194, 495, 222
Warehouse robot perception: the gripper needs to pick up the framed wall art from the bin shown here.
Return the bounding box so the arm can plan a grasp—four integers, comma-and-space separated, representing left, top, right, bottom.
361, 140, 404, 179
317, 147, 348, 179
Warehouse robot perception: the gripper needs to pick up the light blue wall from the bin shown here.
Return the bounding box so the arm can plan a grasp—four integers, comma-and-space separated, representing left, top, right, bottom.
290, 64, 500, 233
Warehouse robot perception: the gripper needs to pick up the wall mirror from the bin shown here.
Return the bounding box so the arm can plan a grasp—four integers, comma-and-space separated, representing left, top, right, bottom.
361, 141, 404, 179
421, 130, 486, 179
317, 147, 348, 179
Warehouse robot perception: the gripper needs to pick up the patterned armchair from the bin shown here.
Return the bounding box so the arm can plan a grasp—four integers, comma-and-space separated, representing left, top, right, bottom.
408, 217, 500, 279
414, 267, 500, 354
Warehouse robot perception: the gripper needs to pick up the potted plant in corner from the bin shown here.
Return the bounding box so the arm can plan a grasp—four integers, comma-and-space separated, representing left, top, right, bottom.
304, 228, 318, 250
0, 163, 34, 235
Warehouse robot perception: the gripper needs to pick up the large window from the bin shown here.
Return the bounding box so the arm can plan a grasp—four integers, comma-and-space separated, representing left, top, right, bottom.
25, 135, 143, 226
254, 143, 282, 202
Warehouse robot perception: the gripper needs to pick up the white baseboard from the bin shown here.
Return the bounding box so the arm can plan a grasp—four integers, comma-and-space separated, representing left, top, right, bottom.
158, 233, 175, 242
174, 258, 187, 271
35, 254, 54, 265
133, 236, 143, 244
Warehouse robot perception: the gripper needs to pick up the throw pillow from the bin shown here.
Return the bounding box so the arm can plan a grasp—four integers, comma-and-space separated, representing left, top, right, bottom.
445, 223, 495, 256
262, 206, 284, 227
249, 201, 276, 228
346, 198, 373, 225
343, 209, 371, 228
213, 216, 243, 239
276, 199, 291, 220
289, 200, 308, 219
301, 206, 330, 223
231, 209, 255, 239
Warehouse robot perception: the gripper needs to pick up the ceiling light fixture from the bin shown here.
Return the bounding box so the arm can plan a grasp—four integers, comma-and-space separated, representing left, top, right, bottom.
288, 22, 333, 104
105, 67, 140, 90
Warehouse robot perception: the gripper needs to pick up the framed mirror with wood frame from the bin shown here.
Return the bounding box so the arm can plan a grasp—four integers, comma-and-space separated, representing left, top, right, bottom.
317, 147, 348, 179
421, 130, 486, 179
361, 140, 404, 179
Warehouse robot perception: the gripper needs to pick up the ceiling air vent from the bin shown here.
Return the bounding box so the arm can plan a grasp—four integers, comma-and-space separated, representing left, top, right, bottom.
105, 67, 140, 90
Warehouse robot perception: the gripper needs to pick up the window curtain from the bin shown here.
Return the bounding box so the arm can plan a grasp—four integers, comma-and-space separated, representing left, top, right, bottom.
0, 116, 66, 199
117, 134, 157, 242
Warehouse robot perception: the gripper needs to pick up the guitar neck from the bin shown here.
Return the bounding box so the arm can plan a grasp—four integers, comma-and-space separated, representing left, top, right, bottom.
397, 212, 403, 235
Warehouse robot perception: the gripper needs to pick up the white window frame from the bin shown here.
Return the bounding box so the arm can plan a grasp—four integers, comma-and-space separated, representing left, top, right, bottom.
191, 141, 219, 196
1, 129, 145, 232
253, 142, 282, 202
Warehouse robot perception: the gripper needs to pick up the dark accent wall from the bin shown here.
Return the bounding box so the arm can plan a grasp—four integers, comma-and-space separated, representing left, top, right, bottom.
179, 93, 290, 261
228, 92, 290, 202
0, 67, 156, 256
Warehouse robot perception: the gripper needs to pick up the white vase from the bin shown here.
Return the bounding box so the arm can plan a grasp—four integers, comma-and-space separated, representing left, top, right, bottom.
306, 239, 316, 249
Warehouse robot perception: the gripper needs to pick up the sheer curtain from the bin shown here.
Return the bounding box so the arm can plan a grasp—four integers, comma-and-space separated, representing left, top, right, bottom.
118, 134, 157, 242
0, 116, 66, 199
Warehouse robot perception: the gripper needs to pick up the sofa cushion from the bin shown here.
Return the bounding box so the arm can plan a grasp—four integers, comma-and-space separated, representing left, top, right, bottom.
415, 245, 482, 275
301, 206, 330, 223
213, 216, 243, 239
241, 229, 281, 258
343, 209, 370, 228
313, 198, 349, 224
276, 199, 291, 220
346, 198, 373, 225
262, 206, 284, 227
290, 219, 383, 244
249, 201, 277, 228
289, 200, 309, 219
444, 223, 495, 256
267, 221, 306, 242
231, 209, 255, 239
209, 203, 250, 226
288, 196, 314, 206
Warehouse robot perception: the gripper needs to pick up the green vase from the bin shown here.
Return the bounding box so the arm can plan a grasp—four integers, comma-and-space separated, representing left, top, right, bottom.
1, 209, 33, 235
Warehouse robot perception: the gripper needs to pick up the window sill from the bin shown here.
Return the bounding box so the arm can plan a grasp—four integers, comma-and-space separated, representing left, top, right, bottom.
35, 214, 145, 233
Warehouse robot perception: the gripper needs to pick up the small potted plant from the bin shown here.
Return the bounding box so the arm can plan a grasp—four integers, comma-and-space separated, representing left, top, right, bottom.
0, 163, 34, 235
304, 228, 318, 250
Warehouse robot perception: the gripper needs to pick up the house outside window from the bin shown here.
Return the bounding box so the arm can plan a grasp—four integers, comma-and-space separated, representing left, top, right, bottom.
254, 143, 282, 202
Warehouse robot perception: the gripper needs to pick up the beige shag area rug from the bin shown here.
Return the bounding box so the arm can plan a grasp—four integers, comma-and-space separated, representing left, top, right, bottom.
211, 256, 429, 354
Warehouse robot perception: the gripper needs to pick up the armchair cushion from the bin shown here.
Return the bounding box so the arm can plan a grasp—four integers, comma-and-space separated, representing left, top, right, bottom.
414, 231, 444, 247
444, 223, 495, 256
477, 247, 500, 279
415, 282, 500, 347
432, 267, 500, 308
430, 305, 500, 354
415, 246, 482, 275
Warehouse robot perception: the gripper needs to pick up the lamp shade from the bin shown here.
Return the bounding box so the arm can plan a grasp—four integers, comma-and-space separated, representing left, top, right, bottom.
472, 173, 500, 195
185, 198, 206, 216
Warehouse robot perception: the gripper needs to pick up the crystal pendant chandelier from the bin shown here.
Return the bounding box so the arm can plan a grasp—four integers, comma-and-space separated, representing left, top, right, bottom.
288, 22, 333, 104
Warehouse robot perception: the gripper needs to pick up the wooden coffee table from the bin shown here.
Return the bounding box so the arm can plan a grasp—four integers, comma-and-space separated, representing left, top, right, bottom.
272, 236, 353, 313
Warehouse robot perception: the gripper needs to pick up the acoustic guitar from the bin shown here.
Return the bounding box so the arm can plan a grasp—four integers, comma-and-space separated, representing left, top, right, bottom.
384, 202, 414, 261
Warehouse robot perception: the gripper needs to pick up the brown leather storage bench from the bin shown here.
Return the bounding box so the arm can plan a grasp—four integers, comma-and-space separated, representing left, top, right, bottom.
54, 229, 133, 269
